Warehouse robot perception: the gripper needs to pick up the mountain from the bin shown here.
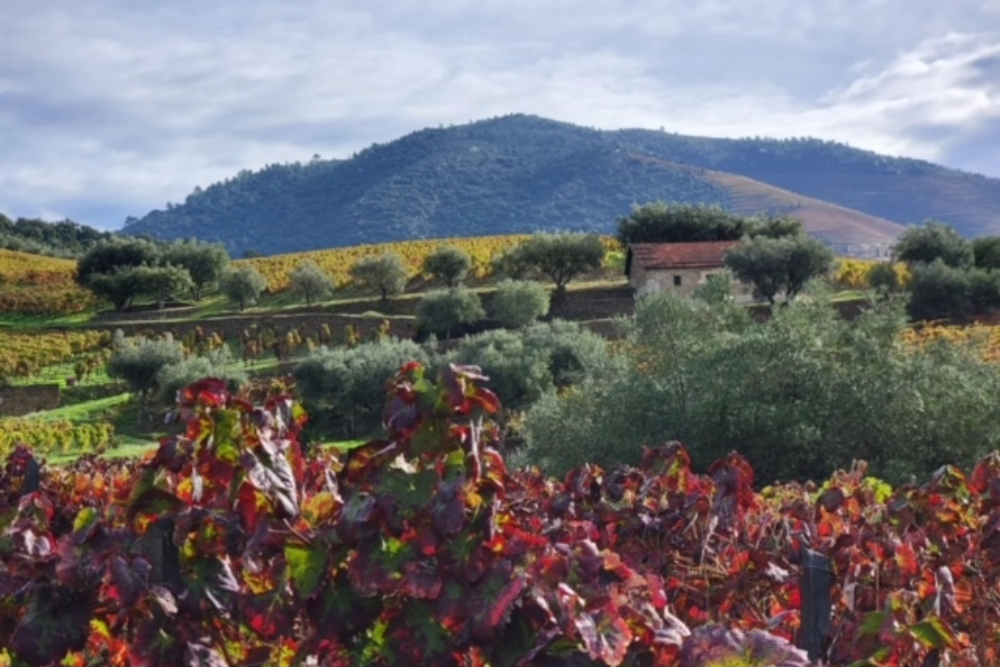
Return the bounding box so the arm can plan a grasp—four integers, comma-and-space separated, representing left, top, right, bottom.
123, 114, 1000, 257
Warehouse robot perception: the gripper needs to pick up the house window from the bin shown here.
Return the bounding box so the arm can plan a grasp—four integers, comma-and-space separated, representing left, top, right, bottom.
673, 275, 682, 286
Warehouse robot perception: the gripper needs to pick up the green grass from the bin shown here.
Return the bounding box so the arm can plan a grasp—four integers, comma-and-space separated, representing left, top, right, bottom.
0, 311, 95, 329
27, 392, 131, 423
10, 360, 113, 387
829, 290, 868, 303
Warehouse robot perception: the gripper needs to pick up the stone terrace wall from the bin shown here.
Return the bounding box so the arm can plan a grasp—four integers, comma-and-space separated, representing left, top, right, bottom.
87, 313, 417, 347
0, 384, 61, 417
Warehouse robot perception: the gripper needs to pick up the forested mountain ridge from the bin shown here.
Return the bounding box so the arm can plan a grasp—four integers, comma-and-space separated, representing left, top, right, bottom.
123, 114, 1000, 256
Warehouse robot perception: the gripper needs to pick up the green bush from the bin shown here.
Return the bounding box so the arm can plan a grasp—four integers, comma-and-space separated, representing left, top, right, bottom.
444, 321, 608, 412
522, 293, 1000, 485
156, 346, 247, 404
294, 337, 430, 436
416, 287, 485, 338
107, 331, 185, 402
491, 279, 549, 329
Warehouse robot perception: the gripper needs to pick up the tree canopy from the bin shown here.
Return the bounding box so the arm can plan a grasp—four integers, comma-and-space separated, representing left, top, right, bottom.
893, 221, 973, 268
349, 253, 408, 303
289, 260, 336, 305
725, 235, 834, 304
421, 245, 471, 287
220, 265, 268, 311
163, 239, 230, 300
494, 233, 604, 296
415, 287, 486, 338
616, 202, 746, 245
491, 279, 550, 329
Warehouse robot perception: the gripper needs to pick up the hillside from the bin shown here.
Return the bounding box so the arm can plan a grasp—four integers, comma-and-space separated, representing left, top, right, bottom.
0, 213, 114, 258
123, 115, 1000, 255
0, 248, 95, 315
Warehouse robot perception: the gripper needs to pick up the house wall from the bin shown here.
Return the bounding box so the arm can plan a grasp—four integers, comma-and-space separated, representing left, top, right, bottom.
630, 266, 756, 303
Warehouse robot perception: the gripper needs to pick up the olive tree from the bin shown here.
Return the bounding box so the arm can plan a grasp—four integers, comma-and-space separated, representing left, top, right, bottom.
350, 253, 408, 303
164, 239, 230, 300
422, 245, 471, 287
893, 221, 973, 268
289, 260, 336, 305
725, 235, 834, 304
134, 263, 194, 309
294, 338, 430, 436
156, 345, 247, 404
107, 331, 185, 414
491, 279, 550, 328
415, 287, 485, 338
493, 233, 604, 298
521, 293, 1000, 485
220, 265, 268, 311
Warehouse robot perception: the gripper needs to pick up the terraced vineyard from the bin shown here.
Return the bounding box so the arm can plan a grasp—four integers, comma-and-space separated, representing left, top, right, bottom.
0, 248, 94, 314
0, 330, 110, 379
903, 323, 1000, 363
240, 233, 621, 292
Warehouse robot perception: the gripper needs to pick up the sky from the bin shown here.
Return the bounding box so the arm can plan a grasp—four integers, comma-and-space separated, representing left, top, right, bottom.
2, 1, 1000, 231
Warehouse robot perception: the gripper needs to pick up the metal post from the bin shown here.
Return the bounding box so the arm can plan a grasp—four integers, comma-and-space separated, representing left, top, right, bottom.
799, 548, 832, 661
22, 456, 40, 495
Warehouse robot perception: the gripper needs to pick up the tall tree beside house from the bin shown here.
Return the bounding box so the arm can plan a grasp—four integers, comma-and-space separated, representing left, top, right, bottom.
616, 202, 746, 245
493, 232, 604, 299
725, 235, 834, 304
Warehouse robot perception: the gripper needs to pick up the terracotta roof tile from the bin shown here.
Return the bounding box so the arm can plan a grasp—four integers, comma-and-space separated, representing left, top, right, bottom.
629, 241, 740, 271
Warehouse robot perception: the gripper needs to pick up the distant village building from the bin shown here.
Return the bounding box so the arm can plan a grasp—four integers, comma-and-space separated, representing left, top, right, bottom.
625, 241, 755, 302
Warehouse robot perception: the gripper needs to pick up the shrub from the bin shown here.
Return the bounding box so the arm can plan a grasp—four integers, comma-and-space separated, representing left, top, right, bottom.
522, 293, 1000, 484
491, 279, 549, 328
444, 321, 608, 412
294, 337, 430, 436
867, 261, 900, 294
156, 346, 247, 404
415, 287, 485, 338
106, 331, 185, 403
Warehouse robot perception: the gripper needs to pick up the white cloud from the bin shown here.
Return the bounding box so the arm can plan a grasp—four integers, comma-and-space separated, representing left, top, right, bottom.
0, 0, 998, 228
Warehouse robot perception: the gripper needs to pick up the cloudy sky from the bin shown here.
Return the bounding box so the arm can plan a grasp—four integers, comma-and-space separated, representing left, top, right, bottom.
3, 0, 1000, 230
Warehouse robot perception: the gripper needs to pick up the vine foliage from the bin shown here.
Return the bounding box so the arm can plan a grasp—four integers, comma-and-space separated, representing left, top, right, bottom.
4, 362, 998, 665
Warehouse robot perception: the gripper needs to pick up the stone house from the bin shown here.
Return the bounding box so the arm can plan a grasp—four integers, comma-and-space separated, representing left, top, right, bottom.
625, 241, 755, 301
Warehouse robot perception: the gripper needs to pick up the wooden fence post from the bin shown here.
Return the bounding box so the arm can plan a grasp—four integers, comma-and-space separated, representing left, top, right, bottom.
799, 548, 832, 661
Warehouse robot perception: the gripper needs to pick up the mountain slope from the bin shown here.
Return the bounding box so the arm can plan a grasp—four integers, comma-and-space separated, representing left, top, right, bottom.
124, 115, 1000, 256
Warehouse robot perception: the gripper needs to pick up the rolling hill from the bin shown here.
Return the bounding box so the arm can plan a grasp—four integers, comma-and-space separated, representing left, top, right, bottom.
123, 114, 1000, 256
